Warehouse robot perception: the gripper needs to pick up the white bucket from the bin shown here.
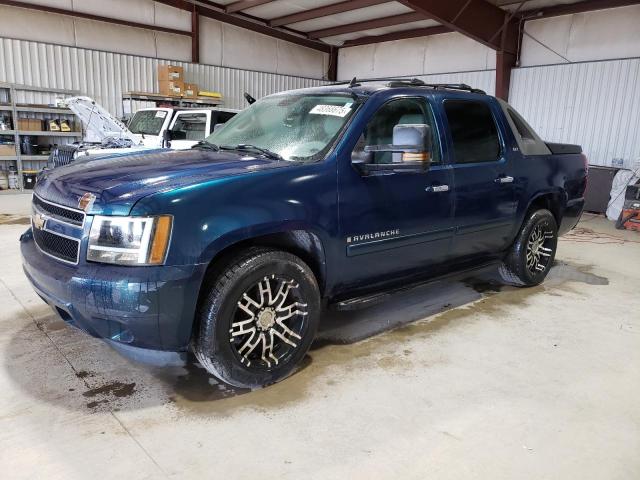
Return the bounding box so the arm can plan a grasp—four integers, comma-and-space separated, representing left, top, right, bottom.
8, 171, 19, 189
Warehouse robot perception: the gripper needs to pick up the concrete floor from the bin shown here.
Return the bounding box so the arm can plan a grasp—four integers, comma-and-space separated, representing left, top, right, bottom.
0, 210, 638, 480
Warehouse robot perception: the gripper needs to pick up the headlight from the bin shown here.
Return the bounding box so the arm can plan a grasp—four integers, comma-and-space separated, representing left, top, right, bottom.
87, 215, 172, 265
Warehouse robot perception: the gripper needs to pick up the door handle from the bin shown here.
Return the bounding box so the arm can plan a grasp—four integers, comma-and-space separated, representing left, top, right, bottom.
425, 184, 450, 193
494, 176, 514, 184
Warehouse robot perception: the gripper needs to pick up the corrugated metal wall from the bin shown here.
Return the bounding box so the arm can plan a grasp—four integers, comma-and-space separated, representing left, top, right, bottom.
510, 58, 640, 168
0, 37, 326, 117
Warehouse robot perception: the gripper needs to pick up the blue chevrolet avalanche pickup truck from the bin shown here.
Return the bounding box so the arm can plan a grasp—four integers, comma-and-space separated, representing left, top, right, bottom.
21, 79, 587, 388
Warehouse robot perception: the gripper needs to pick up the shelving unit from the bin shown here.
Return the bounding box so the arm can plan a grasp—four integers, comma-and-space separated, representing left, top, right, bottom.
0, 82, 81, 190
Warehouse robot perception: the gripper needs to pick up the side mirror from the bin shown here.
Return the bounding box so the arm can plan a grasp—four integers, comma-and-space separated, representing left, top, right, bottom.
162, 129, 171, 148
213, 123, 225, 132
354, 124, 433, 175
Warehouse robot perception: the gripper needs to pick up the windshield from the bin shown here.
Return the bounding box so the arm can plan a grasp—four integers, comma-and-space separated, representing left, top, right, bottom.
205, 94, 358, 161
128, 110, 168, 136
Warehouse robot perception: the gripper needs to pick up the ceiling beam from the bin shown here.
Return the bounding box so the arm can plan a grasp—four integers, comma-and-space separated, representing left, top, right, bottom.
225, 0, 274, 13
397, 0, 518, 53
155, 0, 331, 52
308, 12, 427, 39
0, 0, 191, 36
523, 0, 640, 19
342, 25, 451, 47
270, 0, 390, 27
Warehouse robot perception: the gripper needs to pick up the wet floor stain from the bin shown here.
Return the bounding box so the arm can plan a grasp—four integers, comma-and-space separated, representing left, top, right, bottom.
104, 261, 612, 416
0, 214, 30, 225
43, 320, 67, 332
86, 399, 109, 409
546, 261, 609, 285
165, 359, 251, 403
463, 277, 504, 293
83, 381, 136, 398
155, 355, 318, 417
5, 259, 613, 417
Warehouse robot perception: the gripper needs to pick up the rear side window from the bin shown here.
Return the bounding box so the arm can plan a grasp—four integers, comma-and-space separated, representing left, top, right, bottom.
216, 112, 236, 124
444, 100, 501, 163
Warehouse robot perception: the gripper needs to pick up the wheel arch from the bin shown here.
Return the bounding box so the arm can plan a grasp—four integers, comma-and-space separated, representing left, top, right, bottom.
523, 189, 567, 227
196, 223, 327, 302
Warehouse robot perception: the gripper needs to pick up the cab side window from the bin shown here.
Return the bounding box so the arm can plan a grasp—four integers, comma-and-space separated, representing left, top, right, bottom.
171, 113, 207, 141
444, 100, 501, 164
357, 98, 440, 165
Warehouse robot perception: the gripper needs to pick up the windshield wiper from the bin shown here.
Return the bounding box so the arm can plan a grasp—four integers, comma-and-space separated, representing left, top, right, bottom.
221, 144, 283, 160
191, 140, 220, 151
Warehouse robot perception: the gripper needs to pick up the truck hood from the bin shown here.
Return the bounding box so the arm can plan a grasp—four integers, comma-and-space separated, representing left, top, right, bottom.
35, 149, 291, 215
65, 96, 141, 145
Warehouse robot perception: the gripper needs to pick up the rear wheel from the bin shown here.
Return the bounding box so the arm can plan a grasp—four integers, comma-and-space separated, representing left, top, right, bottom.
194, 248, 321, 388
499, 209, 558, 286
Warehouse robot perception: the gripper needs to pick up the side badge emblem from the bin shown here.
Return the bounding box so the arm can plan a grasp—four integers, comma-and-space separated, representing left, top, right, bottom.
78, 192, 96, 212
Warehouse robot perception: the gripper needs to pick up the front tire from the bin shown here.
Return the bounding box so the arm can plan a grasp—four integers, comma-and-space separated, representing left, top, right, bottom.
499, 209, 558, 286
194, 248, 321, 388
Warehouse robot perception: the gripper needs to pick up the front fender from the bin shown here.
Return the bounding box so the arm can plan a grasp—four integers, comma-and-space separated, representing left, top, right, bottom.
130, 161, 338, 268
198, 220, 330, 265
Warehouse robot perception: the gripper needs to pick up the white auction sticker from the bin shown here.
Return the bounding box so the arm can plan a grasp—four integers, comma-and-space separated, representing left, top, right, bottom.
155, 110, 167, 118
310, 104, 352, 117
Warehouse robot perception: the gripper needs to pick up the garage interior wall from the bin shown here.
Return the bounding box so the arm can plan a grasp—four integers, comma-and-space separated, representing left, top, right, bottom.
509, 5, 640, 168
337, 32, 496, 93
0, 0, 329, 95
0, 37, 326, 117
337, 5, 640, 168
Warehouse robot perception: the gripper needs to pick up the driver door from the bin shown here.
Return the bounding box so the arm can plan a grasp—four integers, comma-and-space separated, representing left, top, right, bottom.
336, 96, 455, 292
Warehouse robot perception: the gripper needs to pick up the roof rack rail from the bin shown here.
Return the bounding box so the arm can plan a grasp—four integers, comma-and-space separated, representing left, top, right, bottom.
331, 77, 486, 94
421, 83, 486, 94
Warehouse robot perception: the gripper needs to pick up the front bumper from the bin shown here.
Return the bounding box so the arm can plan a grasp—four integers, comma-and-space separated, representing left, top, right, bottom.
21, 228, 207, 351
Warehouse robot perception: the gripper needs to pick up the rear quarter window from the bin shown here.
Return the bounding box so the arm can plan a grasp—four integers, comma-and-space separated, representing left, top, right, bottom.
507, 108, 536, 141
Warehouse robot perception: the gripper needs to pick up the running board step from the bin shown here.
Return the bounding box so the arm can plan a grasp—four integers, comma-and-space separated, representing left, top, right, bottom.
334, 284, 419, 311
332, 260, 501, 311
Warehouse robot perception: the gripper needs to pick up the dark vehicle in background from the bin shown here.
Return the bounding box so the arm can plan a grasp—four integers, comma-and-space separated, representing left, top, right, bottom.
21, 79, 587, 388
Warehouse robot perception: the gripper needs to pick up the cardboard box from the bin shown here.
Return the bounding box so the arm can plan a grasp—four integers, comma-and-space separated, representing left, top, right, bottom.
17, 118, 42, 131
159, 80, 184, 96
183, 83, 199, 98
0, 144, 16, 156
158, 65, 183, 81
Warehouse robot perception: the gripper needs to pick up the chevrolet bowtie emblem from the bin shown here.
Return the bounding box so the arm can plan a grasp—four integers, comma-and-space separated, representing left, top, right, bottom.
32, 212, 46, 230
78, 192, 96, 212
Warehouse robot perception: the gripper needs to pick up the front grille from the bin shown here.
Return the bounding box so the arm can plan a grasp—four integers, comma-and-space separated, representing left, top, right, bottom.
33, 195, 85, 226
33, 228, 79, 264
48, 144, 80, 169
